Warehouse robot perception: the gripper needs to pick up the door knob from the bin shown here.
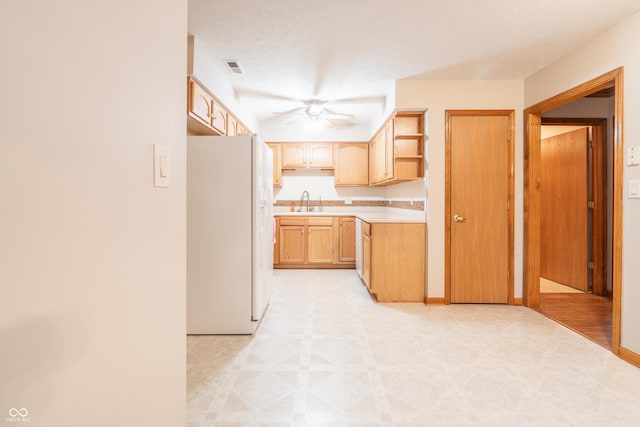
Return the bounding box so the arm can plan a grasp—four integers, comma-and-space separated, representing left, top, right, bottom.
453, 214, 467, 222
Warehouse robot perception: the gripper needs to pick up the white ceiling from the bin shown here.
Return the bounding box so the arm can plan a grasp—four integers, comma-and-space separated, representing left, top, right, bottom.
188, 0, 640, 135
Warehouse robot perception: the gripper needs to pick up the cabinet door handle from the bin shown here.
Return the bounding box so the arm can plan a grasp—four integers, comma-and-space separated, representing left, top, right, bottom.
453, 214, 467, 222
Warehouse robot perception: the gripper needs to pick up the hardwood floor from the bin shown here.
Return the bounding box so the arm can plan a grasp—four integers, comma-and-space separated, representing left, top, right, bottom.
535, 292, 612, 349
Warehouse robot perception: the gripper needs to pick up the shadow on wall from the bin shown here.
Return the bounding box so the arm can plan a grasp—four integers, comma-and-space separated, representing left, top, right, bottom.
0, 312, 91, 421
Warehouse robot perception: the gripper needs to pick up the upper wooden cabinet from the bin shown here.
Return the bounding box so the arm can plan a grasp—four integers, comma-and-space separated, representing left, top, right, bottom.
280, 142, 334, 169
187, 76, 250, 137
267, 143, 283, 187
187, 79, 216, 135
308, 143, 333, 168
211, 100, 228, 135
334, 143, 369, 186
369, 111, 425, 186
227, 115, 238, 136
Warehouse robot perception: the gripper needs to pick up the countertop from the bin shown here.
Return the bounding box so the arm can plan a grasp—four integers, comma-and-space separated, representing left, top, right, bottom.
274, 210, 426, 224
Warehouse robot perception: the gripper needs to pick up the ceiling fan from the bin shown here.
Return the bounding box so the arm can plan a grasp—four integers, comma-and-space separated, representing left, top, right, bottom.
274, 99, 356, 127
234, 89, 386, 127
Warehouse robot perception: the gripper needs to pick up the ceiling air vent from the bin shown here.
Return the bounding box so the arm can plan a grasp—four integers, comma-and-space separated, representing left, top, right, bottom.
224, 60, 243, 74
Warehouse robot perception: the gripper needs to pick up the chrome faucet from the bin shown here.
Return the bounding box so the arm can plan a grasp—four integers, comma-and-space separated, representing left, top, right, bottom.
300, 190, 310, 212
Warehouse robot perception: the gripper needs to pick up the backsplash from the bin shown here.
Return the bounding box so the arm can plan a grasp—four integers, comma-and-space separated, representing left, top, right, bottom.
274, 199, 425, 211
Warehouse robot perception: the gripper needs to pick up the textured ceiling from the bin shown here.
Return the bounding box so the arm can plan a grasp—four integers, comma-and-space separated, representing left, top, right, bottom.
188, 0, 640, 134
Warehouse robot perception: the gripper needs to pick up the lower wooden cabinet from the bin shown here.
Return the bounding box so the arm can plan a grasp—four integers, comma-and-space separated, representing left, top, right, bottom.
361, 221, 425, 302
274, 216, 355, 268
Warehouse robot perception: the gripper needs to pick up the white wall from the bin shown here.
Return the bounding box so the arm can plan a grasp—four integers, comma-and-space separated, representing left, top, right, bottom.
525, 10, 640, 354
190, 35, 260, 133
274, 171, 387, 203
260, 122, 373, 142
0, 2, 186, 426
395, 80, 525, 298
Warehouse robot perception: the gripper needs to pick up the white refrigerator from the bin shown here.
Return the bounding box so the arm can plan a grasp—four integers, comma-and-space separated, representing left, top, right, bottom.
187, 135, 274, 334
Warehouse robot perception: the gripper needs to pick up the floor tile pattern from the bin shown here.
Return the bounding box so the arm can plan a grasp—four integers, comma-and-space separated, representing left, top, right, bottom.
188, 270, 640, 426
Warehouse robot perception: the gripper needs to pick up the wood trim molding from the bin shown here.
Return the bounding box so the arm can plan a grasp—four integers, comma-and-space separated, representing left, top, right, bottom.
512, 298, 523, 306
618, 346, 640, 368
444, 110, 515, 305
523, 66, 623, 356
425, 297, 446, 306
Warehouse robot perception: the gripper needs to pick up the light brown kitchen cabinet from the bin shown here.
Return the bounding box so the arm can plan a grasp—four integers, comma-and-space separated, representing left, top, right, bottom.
280, 143, 334, 169
267, 143, 283, 187
227, 115, 238, 136
362, 222, 371, 290
274, 216, 355, 268
187, 77, 251, 137
338, 217, 356, 262
361, 221, 425, 302
334, 143, 369, 186
278, 217, 306, 264
237, 123, 249, 135
369, 128, 388, 185
307, 217, 334, 264
281, 144, 307, 169
369, 111, 424, 185
187, 78, 216, 135
211, 100, 228, 135
308, 143, 333, 168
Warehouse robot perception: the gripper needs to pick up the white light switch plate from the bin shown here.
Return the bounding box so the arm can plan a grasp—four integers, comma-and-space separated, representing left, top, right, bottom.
154, 144, 170, 188
629, 180, 640, 199
628, 146, 640, 166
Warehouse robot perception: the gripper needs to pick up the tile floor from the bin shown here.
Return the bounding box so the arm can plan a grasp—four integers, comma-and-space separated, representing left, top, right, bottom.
187, 270, 640, 426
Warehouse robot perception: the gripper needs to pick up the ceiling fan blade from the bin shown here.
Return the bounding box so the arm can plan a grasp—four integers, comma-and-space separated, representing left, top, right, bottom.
323, 113, 355, 121
272, 107, 305, 115
286, 117, 305, 125
328, 95, 387, 105
322, 118, 335, 128
234, 88, 300, 103
322, 107, 355, 121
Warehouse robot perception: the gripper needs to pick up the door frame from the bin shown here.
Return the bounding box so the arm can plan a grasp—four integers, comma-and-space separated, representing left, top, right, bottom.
523, 67, 623, 353
445, 110, 515, 304
540, 117, 608, 296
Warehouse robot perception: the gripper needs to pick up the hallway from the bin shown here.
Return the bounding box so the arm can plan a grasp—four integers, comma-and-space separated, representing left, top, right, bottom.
187, 270, 640, 426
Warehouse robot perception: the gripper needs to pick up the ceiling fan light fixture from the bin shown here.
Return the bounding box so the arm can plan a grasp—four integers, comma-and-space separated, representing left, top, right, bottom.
305, 103, 324, 119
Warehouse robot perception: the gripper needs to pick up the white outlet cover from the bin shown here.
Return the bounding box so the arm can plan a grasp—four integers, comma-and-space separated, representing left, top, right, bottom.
628, 146, 640, 166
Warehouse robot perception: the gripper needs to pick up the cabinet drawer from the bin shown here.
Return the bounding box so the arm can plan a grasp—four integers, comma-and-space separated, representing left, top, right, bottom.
307, 217, 333, 226
362, 221, 371, 236
279, 217, 306, 226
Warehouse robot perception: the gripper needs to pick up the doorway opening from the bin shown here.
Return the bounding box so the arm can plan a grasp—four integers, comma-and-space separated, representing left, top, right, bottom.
523, 67, 623, 354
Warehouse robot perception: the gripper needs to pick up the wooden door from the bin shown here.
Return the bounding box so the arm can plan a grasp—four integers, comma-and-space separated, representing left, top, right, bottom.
540, 128, 589, 291
279, 225, 305, 264
307, 225, 333, 263
308, 143, 333, 168
384, 121, 394, 180
448, 113, 511, 303
267, 143, 282, 187
362, 232, 371, 290
281, 144, 307, 169
370, 131, 386, 184
338, 217, 356, 262
334, 143, 368, 186
188, 80, 213, 125
211, 101, 228, 135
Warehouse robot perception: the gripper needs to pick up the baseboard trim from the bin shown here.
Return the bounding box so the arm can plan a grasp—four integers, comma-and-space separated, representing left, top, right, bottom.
425, 297, 446, 306
618, 346, 640, 368
512, 298, 523, 306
